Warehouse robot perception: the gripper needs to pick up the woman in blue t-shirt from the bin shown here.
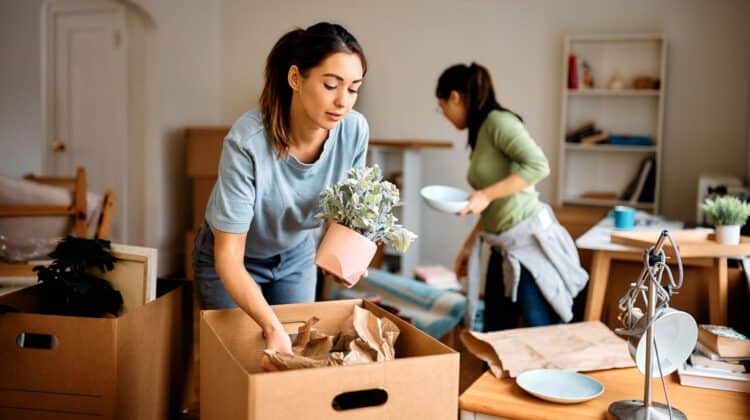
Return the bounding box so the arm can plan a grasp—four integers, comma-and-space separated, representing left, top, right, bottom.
192, 22, 369, 358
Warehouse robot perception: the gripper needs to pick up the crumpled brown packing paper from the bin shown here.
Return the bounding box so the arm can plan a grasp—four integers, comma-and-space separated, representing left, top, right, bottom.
264, 305, 400, 370
460, 321, 635, 378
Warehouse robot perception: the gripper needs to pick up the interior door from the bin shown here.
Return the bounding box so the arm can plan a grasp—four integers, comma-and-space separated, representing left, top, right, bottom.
46, 1, 128, 241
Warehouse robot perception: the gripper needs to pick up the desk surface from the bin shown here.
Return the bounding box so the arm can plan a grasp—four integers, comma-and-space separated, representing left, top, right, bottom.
576, 212, 683, 252
460, 369, 750, 420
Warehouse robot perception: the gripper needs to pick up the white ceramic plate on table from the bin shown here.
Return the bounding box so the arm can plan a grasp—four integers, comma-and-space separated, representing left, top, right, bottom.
515, 369, 604, 404
420, 185, 469, 214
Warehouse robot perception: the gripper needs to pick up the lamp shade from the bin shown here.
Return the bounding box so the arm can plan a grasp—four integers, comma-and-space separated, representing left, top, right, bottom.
627, 308, 697, 378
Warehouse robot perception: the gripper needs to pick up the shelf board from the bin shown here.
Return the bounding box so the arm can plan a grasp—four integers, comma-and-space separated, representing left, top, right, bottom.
567, 89, 660, 97
567, 33, 664, 42
369, 139, 453, 149
565, 144, 657, 153
564, 197, 655, 210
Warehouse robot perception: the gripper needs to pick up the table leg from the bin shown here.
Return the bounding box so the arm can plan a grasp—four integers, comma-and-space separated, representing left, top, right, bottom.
708, 257, 728, 325
584, 251, 611, 321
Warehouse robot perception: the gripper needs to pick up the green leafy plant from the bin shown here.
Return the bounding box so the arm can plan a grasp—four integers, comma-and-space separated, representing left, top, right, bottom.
33, 236, 123, 317
700, 196, 750, 226
316, 165, 417, 252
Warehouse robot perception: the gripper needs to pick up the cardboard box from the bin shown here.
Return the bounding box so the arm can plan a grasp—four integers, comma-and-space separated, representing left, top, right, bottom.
192, 176, 216, 230
201, 299, 459, 420
186, 127, 227, 178
0, 279, 192, 420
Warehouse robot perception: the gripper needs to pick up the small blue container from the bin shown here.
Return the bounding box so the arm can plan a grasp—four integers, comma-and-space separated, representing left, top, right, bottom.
613, 206, 636, 230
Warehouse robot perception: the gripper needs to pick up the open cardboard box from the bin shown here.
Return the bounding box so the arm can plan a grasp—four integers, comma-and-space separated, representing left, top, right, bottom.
0, 248, 192, 420
201, 299, 459, 420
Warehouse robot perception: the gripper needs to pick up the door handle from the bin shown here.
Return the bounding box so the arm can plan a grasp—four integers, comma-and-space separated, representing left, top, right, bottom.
52, 139, 66, 152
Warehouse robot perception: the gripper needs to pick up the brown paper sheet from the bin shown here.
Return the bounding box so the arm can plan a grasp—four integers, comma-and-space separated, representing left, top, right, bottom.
265, 305, 400, 371
460, 321, 635, 378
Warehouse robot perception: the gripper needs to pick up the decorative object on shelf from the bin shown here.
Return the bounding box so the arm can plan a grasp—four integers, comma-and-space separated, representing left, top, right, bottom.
632, 76, 660, 90
567, 54, 594, 89
607, 135, 654, 147
315, 165, 417, 286
565, 121, 597, 143
567, 54, 579, 89
609, 230, 697, 420
420, 185, 470, 214
700, 195, 750, 245
32, 236, 123, 317
607, 71, 626, 90
581, 60, 594, 88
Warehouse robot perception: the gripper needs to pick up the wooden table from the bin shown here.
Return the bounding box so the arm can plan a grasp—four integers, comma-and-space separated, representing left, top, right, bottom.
460, 369, 750, 420
576, 214, 750, 325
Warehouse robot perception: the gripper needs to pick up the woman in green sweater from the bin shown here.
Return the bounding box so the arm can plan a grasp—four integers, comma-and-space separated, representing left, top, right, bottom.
436, 62, 586, 331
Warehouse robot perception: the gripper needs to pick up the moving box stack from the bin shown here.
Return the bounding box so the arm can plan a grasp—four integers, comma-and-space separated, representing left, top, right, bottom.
678, 324, 750, 393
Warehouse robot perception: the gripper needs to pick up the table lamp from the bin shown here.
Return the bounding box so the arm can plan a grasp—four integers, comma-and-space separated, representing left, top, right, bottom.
608, 230, 698, 420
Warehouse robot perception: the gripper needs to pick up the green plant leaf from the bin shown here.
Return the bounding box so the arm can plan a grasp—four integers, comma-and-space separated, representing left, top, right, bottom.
316, 165, 417, 251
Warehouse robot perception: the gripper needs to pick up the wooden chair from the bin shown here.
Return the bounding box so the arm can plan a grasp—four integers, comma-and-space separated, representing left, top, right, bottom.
0, 167, 116, 276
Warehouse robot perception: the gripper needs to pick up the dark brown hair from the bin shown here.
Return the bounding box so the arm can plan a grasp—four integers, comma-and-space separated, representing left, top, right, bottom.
436, 62, 522, 150
260, 22, 366, 158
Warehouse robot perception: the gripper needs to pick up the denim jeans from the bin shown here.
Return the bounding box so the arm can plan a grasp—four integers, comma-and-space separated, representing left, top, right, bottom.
483, 248, 561, 332
192, 223, 317, 309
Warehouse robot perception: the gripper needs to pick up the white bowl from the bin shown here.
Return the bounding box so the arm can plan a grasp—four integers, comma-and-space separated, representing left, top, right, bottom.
420, 185, 469, 214
516, 369, 604, 404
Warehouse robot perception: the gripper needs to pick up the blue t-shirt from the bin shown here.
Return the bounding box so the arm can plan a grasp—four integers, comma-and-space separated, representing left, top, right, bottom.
202, 109, 368, 258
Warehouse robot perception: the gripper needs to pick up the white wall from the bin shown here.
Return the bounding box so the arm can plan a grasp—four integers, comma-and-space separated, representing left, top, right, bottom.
129, 0, 222, 273
0, 0, 46, 177
0, 0, 221, 274
219, 0, 750, 268
2, 0, 748, 273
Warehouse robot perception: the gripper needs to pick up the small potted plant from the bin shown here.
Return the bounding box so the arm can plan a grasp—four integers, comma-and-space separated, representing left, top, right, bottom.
315, 165, 417, 286
700, 196, 750, 245
33, 236, 123, 317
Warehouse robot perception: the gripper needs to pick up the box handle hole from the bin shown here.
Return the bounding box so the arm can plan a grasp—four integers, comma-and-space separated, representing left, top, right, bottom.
16, 332, 59, 350
332, 388, 388, 411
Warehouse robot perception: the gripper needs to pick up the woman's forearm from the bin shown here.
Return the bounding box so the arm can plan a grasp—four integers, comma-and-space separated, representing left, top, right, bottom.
215, 258, 283, 334
463, 218, 484, 249
213, 230, 283, 335
481, 172, 530, 201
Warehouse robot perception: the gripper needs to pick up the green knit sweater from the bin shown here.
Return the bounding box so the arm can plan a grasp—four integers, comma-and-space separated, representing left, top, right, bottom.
467, 110, 550, 233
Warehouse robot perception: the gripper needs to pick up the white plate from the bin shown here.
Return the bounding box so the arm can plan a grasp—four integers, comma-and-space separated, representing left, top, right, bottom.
515, 369, 604, 404
420, 185, 469, 214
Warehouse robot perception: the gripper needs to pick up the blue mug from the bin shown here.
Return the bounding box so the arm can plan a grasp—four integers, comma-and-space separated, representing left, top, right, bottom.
614, 206, 636, 230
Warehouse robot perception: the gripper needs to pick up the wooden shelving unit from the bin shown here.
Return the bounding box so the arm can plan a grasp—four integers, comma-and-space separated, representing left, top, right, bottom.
367, 139, 452, 276
557, 33, 667, 213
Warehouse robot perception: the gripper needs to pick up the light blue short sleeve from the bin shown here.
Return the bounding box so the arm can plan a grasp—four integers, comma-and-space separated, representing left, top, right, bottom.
206, 133, 256, 233
352, 114, 369, 168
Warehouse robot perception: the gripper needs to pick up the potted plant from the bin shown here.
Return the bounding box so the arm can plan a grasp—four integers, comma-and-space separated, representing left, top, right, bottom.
33, 236, 123, 317
315, 165, 417, 286
700, 196, 750, 245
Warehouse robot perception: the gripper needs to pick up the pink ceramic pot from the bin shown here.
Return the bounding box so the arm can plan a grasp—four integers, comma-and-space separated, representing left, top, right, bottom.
315, 222, 377, 287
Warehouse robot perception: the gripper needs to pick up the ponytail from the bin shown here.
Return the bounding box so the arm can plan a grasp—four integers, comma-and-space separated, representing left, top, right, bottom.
436, 62, 523, 150
260, 29, 303, 158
